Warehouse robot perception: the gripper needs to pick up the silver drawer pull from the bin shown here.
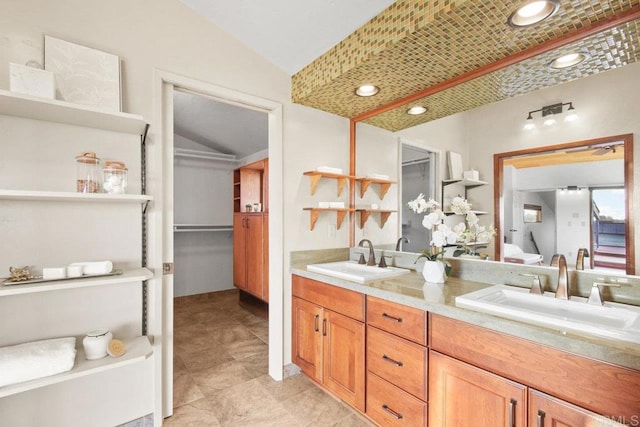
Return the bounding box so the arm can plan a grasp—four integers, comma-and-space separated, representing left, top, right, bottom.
536, 410, 545, 427
382, 354, 404, 367
382, 404, 403, 420
381, 312, 403, 323
509, 399, 517, 427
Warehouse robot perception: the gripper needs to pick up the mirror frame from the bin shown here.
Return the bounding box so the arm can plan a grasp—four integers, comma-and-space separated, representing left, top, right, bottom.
493, 133, 635, 274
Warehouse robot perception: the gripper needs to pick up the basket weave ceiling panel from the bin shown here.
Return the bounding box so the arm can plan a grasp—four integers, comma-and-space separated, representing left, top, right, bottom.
291, 0, 640, 131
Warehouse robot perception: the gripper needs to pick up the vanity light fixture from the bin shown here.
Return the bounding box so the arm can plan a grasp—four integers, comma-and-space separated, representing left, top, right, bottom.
355, 84, 380, 97
407, 106, 427, 115
549, 52, 589, 69
508, 0, 560, 27
523, 101, 576, 130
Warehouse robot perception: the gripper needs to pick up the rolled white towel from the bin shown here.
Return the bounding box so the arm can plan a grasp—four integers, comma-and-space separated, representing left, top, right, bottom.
0, 337, 77, 387
68, 261, 113, 275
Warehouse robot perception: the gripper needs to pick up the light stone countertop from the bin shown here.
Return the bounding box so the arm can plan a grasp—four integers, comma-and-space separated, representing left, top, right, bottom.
290, 264, 640, 372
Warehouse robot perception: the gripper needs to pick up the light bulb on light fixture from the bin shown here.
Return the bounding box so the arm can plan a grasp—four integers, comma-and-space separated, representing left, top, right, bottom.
564, 103, 578, 122
407, 106, 427, 115
508, 0, 560, 27
544, 117, 556, 126
355, 84, 379, 97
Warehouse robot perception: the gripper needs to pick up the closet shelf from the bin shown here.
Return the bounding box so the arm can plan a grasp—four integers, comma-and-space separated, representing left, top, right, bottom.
0, 336, 153, 398
442, 178, 488, 188
444, 210, 488, 216
174, 224, 233, 232
0, 89, 147, 135
0, 268, 153, 297
0, 189, 153, 203
174, 148, 238, 162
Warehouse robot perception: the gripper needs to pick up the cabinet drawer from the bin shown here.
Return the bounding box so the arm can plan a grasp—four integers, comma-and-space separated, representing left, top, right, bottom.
367, 326, 427, 401
367, 372, 427, 427
367, 296, 427, 345
292, 275, 364, 321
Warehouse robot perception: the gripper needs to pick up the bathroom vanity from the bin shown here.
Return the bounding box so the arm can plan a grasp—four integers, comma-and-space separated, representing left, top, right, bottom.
291, 256, 640, 426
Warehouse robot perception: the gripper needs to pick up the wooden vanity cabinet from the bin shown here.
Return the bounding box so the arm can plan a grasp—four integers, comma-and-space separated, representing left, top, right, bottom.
430, 314, 637, 425
429, 351, 527, 427
292, 275, 365, 411
365, 296, 428, 426
529, 390, 626, 427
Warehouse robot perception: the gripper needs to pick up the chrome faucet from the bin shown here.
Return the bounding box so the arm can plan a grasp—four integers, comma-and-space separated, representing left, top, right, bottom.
576, 248, 590, 270
554, 254, 569, 299
396, 236, 409, 251
358, 239, 376, 266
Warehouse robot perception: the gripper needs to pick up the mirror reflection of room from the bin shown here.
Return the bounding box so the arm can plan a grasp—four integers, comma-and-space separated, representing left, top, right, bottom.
400, 143, 437, 253
501, 140, 626, 272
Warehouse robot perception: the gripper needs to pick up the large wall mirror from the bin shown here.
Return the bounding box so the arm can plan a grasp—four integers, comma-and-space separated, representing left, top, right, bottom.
493, 134, 635, 275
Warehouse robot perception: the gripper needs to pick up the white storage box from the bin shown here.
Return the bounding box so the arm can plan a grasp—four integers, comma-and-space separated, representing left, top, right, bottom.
463, 169, 479, 181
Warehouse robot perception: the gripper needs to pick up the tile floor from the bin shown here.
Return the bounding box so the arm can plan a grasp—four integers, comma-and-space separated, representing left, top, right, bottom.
166, 289, 373, 426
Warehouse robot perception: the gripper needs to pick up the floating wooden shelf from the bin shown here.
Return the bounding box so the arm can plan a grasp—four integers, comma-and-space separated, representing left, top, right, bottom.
303, 171, 354, 197
356, 209, 397, 229
0, 89, 147, 135
303, 207, 355, 230
355, 177, 396, 199
0, 336, 153, 398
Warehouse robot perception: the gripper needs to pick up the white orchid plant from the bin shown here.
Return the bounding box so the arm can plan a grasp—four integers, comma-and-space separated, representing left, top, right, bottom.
407, 193, 496, 261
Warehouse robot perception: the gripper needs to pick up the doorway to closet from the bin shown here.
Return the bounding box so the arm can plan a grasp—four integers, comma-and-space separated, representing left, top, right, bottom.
171, 89, 271, 414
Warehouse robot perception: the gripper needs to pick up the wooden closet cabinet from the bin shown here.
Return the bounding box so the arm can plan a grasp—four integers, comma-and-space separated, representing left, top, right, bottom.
233, 158, 268, 302
292, 275, 365, 411
233, 213, 265, 299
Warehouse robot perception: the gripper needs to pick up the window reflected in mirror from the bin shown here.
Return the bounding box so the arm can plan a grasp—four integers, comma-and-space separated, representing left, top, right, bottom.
523, 204, 542, 223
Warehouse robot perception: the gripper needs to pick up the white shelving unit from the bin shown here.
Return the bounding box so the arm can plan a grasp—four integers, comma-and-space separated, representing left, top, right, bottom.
0, 89, 147, 134
0, 268, 153, 297
0, 189, 152, 203
0, 89, 155, 424
173, 224, 233, 232
0, 336, 153, 399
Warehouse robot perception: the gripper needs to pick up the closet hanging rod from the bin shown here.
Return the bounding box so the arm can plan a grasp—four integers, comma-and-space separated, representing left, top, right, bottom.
402, 158, 431, 167
174, 148, 238, 162
174, 224, 233, 232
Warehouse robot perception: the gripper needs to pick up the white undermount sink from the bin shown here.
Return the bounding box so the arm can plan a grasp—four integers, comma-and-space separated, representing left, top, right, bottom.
455, 285, 640, 344
306, 261, 410, 283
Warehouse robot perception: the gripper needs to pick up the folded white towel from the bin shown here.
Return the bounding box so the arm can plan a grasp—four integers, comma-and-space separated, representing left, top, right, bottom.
0, 337, 77, 387
68, 261, 113, 275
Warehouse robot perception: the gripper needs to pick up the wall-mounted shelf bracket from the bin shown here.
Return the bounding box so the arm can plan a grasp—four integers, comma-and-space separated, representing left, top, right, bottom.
355, 178, 396, 199
303, 207, 355, 230
303, 171, 354, 197
356, 209, 396, 229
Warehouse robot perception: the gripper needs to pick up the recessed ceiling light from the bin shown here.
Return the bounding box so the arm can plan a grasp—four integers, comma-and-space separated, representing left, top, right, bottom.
548, 52, 589, 69
407, 106, 427, 115
355, 84, 379, 97
508, 0, 560, 27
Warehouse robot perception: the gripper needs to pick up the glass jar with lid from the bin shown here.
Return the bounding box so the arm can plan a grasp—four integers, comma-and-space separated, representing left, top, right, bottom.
102, 160, 128, 194
76, 151, 101, 193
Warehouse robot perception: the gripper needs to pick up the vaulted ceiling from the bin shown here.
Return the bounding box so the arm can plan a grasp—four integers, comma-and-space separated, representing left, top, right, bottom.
292, 0, 640, 131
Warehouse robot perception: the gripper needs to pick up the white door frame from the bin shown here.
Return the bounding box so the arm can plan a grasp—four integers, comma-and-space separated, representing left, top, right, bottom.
151, 69, 284, 420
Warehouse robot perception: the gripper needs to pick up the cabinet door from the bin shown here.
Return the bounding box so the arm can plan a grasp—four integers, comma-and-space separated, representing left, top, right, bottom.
323, 309, 365, 411
262, 214, 269, 301
429, 351, 526, 427
245, 214, 264, 298
233, 214, 247, 289
292, 297, 323, 382
529, 390, 626, 427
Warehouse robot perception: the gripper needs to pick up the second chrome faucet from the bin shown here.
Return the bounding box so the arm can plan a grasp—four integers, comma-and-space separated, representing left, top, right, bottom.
553, 254, 570, 299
